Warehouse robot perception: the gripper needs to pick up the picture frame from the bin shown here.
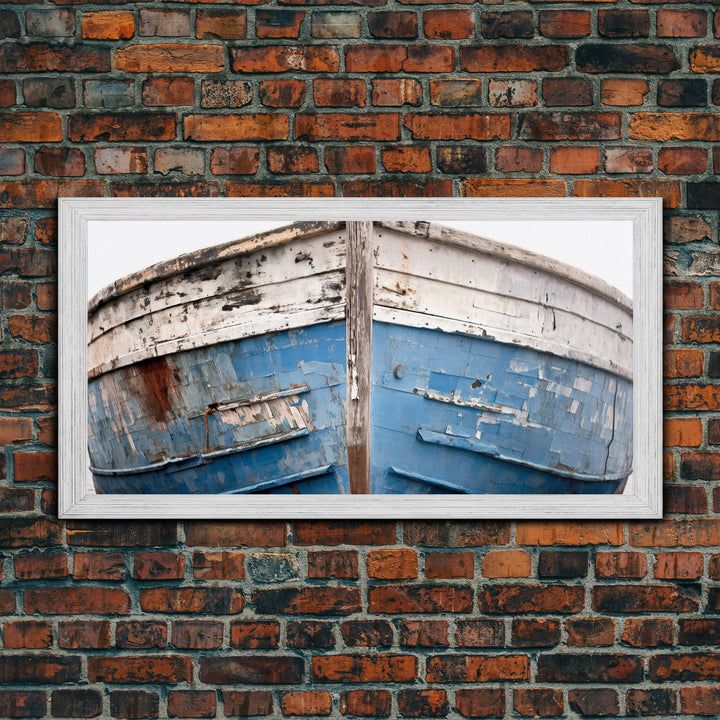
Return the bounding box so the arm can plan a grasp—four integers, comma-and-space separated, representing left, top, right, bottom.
59, 197, 662, 519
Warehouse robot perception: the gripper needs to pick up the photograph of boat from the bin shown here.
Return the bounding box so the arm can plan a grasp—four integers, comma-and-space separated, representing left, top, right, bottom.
87, 219, 633, 496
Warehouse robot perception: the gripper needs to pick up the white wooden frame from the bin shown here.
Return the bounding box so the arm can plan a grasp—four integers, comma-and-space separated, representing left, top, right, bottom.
59, 198, 662, 519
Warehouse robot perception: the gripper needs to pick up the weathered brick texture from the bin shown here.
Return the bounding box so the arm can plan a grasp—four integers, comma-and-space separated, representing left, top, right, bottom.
2, 2, 720, 718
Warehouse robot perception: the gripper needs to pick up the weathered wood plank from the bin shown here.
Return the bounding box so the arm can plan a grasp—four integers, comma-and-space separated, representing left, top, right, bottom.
346, 221, 373, 495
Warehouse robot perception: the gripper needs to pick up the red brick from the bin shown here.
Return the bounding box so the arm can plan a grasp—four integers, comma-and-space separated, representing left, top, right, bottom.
568, 689, 619, 718
70, 113, 175, 142
630, 112, 720, 141
424, 551, 474, 579
455, 689, 505, 718
0, 215, 27, 243
140, 587, 243, 614
252, 587, 360, 615
0, 80, 15, 108
192, 550, 245, 579
622, 618, 673, 648
209, 147, 259, 175
12, 450, 55, 482
201, 79, 251, 109
116, 621, 168, 649
549, 146, 599, 174
512, 619, 561, 648
665, 280, 704, 309
372, 78, 421, 107
463, 178, 566, 197
281, 691, 332, 717
307, 550, 359, 579
664, 418, 703, 447
230, 621, 279, 649
0, 590, 13, 614
258, 79, 305, 107
680, 618, 720, 644
0, 112, 61, 142
340, 690, 391, 717
231, 45, 339, 73
34, 147, 83, 176
405, 113, 510, 140
142, 77, 194, 106
369, 585, 473, 613
167, 691, 215, 719
400, 619, 449, 647
664, 348, 704, 378
427, 655, 529, 683
293, 520, 394, 545
659, 147, 707, 175
222, 691, 273, 717
521, 112, 622, 140
514, 689, 563, 718
460, 45, 568, 72
517, 521, 623, 546
345, 45, 453, 73
255, 10, 303, 38
424, 9, 473, 38
455, 619, 504, 648
566, 618, 615, 647
0, 417, 31, 446
114, 44, 223, 72
171, 621, 223, 650
481, 549, 531, 578
381, 145, 431, 173
650, 654, 720, 682
0, 657, 80, 684
658, 9, 707, 37
631, 518, 720, 547
58, 620, 111, 649
227, 180, 334, 197
3, 620, 52, 649
0, 283, 31, 311
314, 78, 365, 107
82, 10, 134, 39
133, 552, 185, 580
665, 383, 720, 411
666, 216, 712, 244
73, 552, 125, 581
311, 655, 416, 683
574, 178, 681, 207
89, 656, 193, 684
431, 79, 483, 107
496, 146, 542, 173
480, 585, 584, 614
602, 79, 649, 107
539, 10, 590, 38
654, 551, 704, 579
7, 315, 55, 343
324, 147, 375, 175
184, 114, 287, 141
681, 687, 720, 715
403, 521, 509, 547
25, 587, 130, 615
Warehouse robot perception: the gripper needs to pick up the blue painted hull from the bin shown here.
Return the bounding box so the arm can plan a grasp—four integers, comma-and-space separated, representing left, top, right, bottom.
89, 321, 632, 495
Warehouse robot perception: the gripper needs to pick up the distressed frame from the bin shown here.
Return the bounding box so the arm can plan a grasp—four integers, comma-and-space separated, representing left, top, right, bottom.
59, 197, 662, 519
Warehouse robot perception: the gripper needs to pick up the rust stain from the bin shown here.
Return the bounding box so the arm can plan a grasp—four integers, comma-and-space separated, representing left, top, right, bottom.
135, 356, 177, 423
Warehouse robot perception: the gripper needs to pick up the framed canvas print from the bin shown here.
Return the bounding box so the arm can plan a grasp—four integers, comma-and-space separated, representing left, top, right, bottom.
59, 197, 662, 519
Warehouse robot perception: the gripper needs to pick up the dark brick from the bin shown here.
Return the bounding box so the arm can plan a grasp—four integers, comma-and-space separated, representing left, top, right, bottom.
400, 620, 449, 648
34, 147, 85, 177
539, 10, 590, 38
398, 689, 448, 718
0, 43, 110, 73
340, 690, 391, 717
0, 10, 20, 38
25, 9, 75, 37
67, 521, 177, 547
426, 655, 528, 683
598, 10, 649, 38
51, 690, 102, 718
0, 657, 80, 684
518, 112, 621, 140
543, 78, 593, 106
367, 11, 417, 38
341, 620, 393, 647
478, 585, 584, 614
537, 654, 643, 683
512, 619, 561, 648
0, 691, 46, 718
538, 551, 588, 578
200, 656, 303, 685
23, 78, 75, 108
626, 688, 676, 716
230, 621, 280, 649
593, 584, 699, 613
513, 688, 563, 718
110, 691, 159, 719
255, 10, 303, 39
481, 11, 533, 38
437, 146, 486, 174
116, 621, 168, 649
688, 182, 720, 209
171, 621, 223, 650
83, 80, 134, 109
455, 688, 505, 718
576, 44, 680, 74
658, 79, 707, 107
456, 619, 504, 648
568, 689, 619, 717
222, 691, 273, 717
286, 620, 334, 649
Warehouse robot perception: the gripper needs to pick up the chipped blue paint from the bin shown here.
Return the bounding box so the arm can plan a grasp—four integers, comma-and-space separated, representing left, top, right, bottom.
88, 320, 631, 495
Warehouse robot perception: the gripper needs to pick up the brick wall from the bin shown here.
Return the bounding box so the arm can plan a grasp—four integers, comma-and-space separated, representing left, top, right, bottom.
1, 0, 720, 717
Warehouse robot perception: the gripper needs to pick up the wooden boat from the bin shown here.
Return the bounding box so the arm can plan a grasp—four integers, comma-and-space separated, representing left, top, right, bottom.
87, 221, 633, 495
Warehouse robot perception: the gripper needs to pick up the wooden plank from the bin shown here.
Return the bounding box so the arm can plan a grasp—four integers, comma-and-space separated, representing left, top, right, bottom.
346, 221, 373, 494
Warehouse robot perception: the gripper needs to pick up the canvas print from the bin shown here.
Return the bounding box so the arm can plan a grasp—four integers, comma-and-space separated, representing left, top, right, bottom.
86, 215, 634, 497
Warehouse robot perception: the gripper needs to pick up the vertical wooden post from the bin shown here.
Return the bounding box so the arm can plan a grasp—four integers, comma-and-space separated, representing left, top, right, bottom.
346, 221, 373, 494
